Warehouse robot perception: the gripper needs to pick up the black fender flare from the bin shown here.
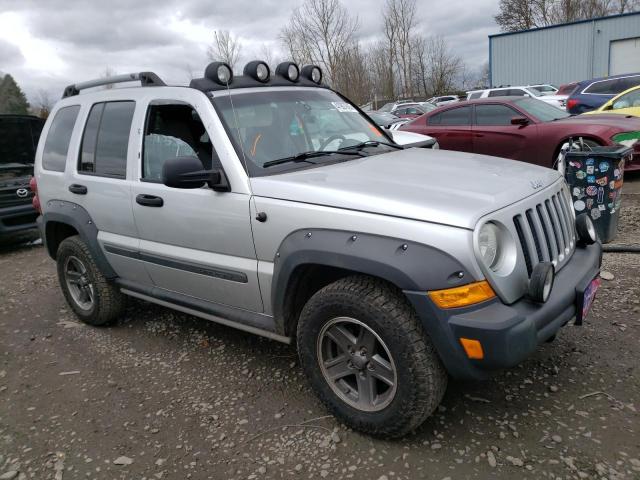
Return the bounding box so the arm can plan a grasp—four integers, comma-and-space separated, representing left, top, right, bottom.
271, 229, 473, 334
41, 200, 117, 279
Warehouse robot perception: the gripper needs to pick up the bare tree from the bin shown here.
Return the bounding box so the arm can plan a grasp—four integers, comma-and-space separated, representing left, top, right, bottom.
383, 0, 417, 97
207, 30, 242, 70
34, 88, 55, 118
280, 0, 359, 89
495, 0, 639, 32
425, 36, 462, 95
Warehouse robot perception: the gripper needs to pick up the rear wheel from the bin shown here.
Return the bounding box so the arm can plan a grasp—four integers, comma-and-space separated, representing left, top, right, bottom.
56, 235, 125, 326
297, 275, 447, 438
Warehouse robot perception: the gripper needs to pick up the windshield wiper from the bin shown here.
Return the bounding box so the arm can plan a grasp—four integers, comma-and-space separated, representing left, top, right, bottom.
338, 140, 404, 152
262, 150, 364, 168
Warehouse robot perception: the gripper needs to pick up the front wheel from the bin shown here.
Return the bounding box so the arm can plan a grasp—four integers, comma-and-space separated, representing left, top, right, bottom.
297, 275, 447, 438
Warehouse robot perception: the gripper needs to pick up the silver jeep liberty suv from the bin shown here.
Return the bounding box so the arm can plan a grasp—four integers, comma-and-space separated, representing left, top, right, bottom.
33, 61, 602, 437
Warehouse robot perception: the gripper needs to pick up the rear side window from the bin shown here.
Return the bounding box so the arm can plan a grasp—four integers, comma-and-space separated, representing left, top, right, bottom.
488, 89, 508, 97
584, 79, 619, 94
79, 101, 135, 178
429, 106, 472, 125
475, 104, 519, 125
42, 106, 80, 172
468, 92, 482, 100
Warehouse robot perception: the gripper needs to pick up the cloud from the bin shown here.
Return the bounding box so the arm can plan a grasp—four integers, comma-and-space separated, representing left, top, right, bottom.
0, 38, 24, 65
0, 0, 499, 103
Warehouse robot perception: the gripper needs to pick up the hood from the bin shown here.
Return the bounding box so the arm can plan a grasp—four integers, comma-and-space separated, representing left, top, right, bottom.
250, 148, 561, 229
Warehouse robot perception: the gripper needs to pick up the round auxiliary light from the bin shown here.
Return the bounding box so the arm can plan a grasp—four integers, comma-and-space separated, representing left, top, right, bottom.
276, 61, 300, 82
301, 64, 323, 84
528, 262, 555, 303
243, 60, 270, 83
575, 213, 597, 245
205, 62, 233, 86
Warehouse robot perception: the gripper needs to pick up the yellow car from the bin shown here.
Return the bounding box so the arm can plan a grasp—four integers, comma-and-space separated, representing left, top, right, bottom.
585, 85, 640, 117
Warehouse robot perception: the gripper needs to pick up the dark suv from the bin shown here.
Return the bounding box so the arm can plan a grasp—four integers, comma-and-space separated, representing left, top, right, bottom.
0, 115, 44, 238
566, 73, 640, 114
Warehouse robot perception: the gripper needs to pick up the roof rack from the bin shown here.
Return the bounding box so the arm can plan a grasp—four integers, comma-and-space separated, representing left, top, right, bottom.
62, 71, 166, 98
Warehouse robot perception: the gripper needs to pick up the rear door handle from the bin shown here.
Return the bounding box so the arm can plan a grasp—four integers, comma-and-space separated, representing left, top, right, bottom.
136, 194, 164, 207
68, 184, 87, 195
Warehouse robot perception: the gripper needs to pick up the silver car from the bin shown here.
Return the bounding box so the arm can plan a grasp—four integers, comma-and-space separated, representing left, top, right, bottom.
33, 61, 602, 438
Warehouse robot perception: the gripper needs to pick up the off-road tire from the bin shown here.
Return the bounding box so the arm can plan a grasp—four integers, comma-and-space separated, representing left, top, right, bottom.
297, 275, 447, 438
56, 235, 125, 326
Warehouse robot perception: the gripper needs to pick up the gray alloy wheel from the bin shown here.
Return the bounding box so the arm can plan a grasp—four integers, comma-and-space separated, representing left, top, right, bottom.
317, 316, 397, 412
63, 255, 95, 311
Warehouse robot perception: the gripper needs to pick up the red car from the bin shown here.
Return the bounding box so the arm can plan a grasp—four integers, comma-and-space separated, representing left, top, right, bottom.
400, 97, 640, 170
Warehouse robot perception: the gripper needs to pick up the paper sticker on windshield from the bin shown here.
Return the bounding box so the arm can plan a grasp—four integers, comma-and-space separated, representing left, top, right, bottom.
332, 102, 357, 113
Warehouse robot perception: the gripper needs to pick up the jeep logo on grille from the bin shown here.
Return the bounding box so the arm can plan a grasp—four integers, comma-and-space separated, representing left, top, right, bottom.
530, 179, 544, 190
16, 188, 29, 198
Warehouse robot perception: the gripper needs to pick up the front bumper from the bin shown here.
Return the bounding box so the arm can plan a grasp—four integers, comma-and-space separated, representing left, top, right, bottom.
405, 242, 602, 381
0, 203, 38, 236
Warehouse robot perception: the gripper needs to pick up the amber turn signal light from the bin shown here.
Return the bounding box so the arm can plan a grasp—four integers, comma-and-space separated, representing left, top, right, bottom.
460, 338, 484, 359
428, 280, 496, 309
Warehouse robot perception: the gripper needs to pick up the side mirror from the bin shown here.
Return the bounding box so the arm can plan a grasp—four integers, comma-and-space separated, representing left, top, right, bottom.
511, 116, 529, 126
162, 156, 230, 192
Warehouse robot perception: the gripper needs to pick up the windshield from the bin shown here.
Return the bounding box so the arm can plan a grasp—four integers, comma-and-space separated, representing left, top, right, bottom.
378, 103, 394, 112
513, 98, 570, 121
212, 89, 389, 175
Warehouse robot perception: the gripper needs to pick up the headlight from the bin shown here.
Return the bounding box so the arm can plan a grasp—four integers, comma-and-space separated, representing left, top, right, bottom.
478, 223, 500, 270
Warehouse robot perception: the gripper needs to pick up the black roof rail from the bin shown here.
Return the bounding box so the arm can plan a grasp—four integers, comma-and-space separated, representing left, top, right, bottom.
62, 72, 166, 98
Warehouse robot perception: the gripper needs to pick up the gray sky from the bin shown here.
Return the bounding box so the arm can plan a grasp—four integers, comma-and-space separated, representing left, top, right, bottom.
0, 0, 498, 104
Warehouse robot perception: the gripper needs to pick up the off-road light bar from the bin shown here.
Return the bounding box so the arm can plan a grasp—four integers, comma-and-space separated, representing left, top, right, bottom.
244, 60, 270, 83
276, 61, 300, 82
205, 62, 233, 85
301, 65, 322, 84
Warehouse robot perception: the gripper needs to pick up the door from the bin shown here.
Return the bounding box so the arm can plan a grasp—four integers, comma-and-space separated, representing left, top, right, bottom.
422, 106, 473, 152
472, 104, 535, 161
130, 96, 263, 312
610, 38, 640, 76
68, 99, 152, 285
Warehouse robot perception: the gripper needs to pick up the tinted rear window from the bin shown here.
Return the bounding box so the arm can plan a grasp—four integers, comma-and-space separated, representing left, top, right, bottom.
79, 101, 135, 178
42, 106, 80, 172
429, 106, 472, 125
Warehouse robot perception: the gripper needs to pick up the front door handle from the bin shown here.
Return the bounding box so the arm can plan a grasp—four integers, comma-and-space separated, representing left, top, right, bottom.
136, 194, 164, 207
68, 184, 87, 195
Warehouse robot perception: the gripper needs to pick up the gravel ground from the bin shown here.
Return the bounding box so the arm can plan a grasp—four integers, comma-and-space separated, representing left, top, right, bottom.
1, 175, 639, 480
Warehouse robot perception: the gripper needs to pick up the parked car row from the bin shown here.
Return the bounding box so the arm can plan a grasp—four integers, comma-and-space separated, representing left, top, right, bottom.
399, 96, 640, 171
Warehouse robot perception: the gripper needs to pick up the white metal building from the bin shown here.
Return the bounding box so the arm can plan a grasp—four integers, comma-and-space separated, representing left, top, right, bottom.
489, 11, 640, 87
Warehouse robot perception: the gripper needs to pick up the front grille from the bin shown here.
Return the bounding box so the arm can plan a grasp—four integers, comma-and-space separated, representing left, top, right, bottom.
0, 183, 33, 208
513, 188, 575, 276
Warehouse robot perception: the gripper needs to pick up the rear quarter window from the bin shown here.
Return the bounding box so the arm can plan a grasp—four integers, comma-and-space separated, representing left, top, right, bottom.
42, 106, 81, 172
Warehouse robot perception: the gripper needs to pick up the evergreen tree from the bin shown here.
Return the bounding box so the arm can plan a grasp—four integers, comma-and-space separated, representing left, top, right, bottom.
0, 74, 30, 115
